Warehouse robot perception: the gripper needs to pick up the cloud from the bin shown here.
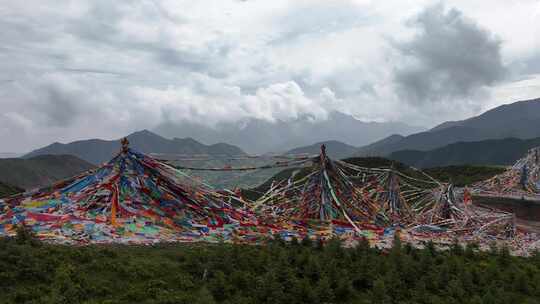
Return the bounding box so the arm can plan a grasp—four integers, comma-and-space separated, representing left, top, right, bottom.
0, 0, 539, 152
515, 53, 540, 76
393, 3, 507, 105
60, 68, 127, 76
267, 1, 375, 45
133, 79, 335, 125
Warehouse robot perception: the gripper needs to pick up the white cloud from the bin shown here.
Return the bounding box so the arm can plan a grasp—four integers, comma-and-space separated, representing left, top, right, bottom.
133, 80, 335, 125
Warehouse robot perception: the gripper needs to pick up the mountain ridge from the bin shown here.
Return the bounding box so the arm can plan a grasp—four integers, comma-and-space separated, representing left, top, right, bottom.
355, 97, 540, 156
388, 137, 540, 168
154, 111, 423, 154
24, 130, 247, 165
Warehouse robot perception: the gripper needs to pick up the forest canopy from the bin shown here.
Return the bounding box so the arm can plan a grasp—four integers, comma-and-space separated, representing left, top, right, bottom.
1, 231, 540, 304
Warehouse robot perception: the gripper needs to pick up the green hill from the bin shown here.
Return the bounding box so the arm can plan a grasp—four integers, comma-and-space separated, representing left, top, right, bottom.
0, 182, 23, 198
423, 165, 506, 187
0, 155, 95, 190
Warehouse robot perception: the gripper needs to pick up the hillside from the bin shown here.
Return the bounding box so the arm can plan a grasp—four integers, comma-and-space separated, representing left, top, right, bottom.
24, 130, 246, 165
389, 137, 540, 168
154, 111, 423, 154
355, 97, 540, 156
285, 140, 358, 159
0, 155, 95, 190
0, 182, 23, 198
423, 166, 506, 187
431, 98, 540, 134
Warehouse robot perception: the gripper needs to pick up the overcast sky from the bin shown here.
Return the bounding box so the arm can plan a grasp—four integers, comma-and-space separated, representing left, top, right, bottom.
1, 0, 540, 152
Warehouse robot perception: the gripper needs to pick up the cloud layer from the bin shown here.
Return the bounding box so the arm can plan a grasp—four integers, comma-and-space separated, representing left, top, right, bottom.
394, 3, 507, 105
0, 0, 539, 152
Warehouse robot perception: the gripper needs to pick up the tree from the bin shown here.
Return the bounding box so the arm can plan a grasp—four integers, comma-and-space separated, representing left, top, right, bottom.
301, 235, 313, 247
195, 287, 217, 304
15, 225, 40, 247
371, 278, 391, 304
316, 276, 335, 303
48, 264, 88, 304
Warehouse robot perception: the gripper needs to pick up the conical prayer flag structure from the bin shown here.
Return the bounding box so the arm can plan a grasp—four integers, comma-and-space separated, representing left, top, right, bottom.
417, 184, 470, 227
0, 140, 529, 250
0, 139, 256, 244
473, 147, 540, 198
253, 146, 382, 235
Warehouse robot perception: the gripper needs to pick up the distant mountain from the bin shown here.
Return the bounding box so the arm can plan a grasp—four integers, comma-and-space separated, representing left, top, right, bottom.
355, 97, 540, 156
286, 140, 358, 159
0, 182, 23, 198
24, 130, 247, 165
0, 155, 95, 190
430, 98, 540, 134
154, 111, 423, 154
389, 137, 540, 168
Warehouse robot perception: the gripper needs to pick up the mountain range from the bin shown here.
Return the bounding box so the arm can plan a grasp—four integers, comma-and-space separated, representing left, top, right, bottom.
355, 97, 540, 156
23, 130, 280, 189
24, 130, 246, 165
17, 97, 540, 188
389, 137, 540, 168
0, 155, 95, 190
153, 111, 423, 154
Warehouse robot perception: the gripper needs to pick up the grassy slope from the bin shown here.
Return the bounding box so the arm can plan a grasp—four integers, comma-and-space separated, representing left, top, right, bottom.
423, 165, 506, 187
0, 182, 23, 198
0, 155, 95, 190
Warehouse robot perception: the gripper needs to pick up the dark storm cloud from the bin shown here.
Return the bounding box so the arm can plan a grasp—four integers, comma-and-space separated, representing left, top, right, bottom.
394, 3, 507, 104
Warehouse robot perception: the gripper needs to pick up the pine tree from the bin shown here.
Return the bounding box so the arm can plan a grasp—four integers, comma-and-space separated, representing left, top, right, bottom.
316, 276, 335, 303
195, 287, 217, 304
371, 278, 391, 304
